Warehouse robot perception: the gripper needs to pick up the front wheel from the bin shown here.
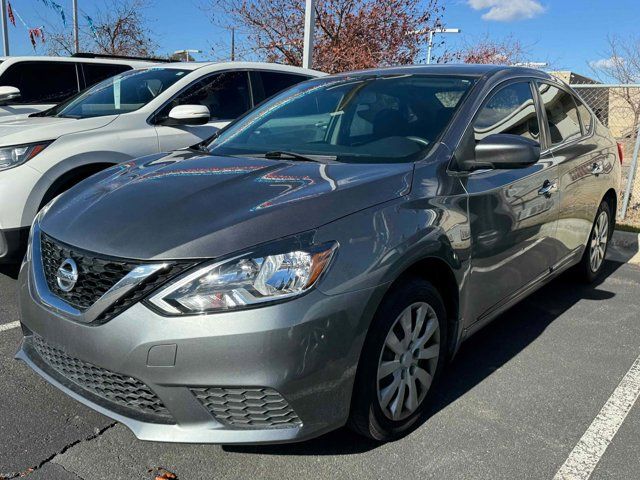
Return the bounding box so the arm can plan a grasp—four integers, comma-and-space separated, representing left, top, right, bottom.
576, 200, 612, 283
348, 278, 447, 441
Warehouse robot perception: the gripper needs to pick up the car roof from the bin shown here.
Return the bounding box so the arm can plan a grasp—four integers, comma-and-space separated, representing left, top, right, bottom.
0, 55, 156, 66
155, 61, 326, 76
0, 57, 326, 77
327, 63, 554, 80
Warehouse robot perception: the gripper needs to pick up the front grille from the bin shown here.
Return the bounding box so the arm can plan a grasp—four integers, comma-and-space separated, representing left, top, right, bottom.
95, 265, 189, 323
41, 233, 136, 310
39, 233, 193, 323
191, 387, 302, 429
32, 334, 173, 422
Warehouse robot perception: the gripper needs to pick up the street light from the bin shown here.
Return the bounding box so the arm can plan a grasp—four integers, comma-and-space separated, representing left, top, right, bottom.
174, 49, 202, 62
411, 28, 462, 65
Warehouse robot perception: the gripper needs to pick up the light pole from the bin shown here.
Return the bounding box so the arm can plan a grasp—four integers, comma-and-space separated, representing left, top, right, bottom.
0, 0, 8, 56
173, 49, 202, 62
426, 28, 461, 64
230, 27, 235, 61
411, 28, 461, 64
72, 0, 79, 54
302, 0, 315, 69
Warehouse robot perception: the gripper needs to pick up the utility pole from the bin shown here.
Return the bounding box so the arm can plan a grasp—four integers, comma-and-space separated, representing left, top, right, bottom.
0, 0, 9, 56
231, 27, 235, 61
72, 0, 79, 54
302, 0, 315, 69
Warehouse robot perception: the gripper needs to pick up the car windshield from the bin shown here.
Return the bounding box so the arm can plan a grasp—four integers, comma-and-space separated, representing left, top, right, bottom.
207, 74, 475, 164
43, 68, 189, 119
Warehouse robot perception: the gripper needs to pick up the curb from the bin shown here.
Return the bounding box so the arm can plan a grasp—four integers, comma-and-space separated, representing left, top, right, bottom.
609, 230, 640, 265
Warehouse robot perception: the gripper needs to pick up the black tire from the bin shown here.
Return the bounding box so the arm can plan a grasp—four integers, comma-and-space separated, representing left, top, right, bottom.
348, 278, 447, 441
576, 199, 613, 283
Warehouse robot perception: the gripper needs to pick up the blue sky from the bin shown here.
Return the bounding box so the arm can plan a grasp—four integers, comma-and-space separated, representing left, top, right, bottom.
3, 0, 637, 78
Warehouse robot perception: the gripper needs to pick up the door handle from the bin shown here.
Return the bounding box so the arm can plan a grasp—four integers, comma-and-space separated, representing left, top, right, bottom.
591, 162, 604, 175
538, 180, 558, 197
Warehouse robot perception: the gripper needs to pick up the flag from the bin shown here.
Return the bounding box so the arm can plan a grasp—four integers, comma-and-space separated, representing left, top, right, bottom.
7, 2, 15, 27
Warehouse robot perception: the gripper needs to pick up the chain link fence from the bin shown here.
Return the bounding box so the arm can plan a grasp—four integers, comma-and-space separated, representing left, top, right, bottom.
571, 84, 640, 228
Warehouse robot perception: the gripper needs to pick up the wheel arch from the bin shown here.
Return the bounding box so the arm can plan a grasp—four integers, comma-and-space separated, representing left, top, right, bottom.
38, 162, 116, 210
381, 255, 461, 360
602, 188, 618, 230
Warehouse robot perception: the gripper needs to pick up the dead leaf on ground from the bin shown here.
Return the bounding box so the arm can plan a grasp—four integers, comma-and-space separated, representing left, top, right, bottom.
148, 466, 177, 479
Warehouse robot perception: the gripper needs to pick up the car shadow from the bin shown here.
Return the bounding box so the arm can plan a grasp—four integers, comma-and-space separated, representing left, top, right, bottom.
0, 263, 20, 280
223, 260, 624, 456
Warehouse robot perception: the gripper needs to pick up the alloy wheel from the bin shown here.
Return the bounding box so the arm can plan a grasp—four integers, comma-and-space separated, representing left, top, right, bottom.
590, 210, 609, 273
376, 302, 440, 421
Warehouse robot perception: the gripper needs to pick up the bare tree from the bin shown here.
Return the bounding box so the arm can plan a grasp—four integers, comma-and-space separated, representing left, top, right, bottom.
441, 35, 527, 65
204, 0, 445, 74
590, 35, 640, 134
46, 0, 158, 57
591, 36, 640, 84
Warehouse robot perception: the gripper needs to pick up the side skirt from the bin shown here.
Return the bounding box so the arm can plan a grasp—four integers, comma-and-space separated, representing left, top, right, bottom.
461, 248, 584, 340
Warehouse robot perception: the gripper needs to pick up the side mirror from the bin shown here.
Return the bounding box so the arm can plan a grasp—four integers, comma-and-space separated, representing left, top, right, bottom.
467, 134, 541, 171
162, 105, 210, 126
0, 86, 21, 103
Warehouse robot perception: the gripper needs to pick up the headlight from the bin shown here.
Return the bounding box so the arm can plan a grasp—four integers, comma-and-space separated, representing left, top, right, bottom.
146, 241, 338, 315
0, 141, 51, 171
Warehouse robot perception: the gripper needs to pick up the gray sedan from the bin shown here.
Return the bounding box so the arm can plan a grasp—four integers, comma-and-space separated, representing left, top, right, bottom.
16, 65, 621, 444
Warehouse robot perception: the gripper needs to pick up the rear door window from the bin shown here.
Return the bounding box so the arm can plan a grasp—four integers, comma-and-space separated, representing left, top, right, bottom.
158, 71, 251, 121
81, 63, 132, 89
0, 61, 79, 104
537, 83, 582, 146
474, 81, 541, 143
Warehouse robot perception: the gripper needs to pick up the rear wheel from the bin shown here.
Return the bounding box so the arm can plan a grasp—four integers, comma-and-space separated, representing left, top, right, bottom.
576, 200, 612, 283
348, 278, 447, 441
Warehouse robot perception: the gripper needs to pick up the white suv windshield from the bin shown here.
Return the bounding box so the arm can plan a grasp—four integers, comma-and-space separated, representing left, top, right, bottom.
44, 68, 189, 119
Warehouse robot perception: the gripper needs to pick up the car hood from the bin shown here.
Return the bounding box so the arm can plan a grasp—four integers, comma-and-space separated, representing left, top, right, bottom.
0, 115, 115, 145
40, 150, 413, 260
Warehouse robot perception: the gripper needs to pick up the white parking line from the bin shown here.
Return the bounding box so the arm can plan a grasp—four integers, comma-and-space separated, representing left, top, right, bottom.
554, 354, 640, 480
0, 321, 20, 333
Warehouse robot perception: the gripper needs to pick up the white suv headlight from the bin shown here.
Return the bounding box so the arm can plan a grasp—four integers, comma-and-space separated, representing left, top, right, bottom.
146, 241, 338, 315
0, 141, 51, 171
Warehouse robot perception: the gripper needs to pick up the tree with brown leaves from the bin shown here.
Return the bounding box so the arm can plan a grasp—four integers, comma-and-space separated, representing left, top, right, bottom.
206, 0, 445, 74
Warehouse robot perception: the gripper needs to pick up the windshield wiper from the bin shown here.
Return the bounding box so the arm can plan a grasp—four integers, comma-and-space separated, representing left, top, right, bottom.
263, 151, 335, 163
189, 142, 210, 153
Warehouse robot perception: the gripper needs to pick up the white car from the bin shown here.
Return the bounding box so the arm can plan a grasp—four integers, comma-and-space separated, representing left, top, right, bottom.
0, 62, 324, 262
0, 54, 158, 118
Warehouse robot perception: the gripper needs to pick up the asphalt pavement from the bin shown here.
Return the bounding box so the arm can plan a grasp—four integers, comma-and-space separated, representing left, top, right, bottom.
1, 258, 639, 480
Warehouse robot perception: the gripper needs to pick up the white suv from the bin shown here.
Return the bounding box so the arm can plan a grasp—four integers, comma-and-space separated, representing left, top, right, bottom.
0, 62, 324, 262
0, 55, 157, 118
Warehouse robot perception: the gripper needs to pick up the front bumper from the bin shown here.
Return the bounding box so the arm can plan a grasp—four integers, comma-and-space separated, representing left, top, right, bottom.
17, 260, 382, 444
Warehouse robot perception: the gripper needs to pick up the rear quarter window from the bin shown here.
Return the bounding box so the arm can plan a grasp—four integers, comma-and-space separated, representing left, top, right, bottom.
537, 83, 583, 146
0, 61, 79, 104
259, 71, 310, 99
